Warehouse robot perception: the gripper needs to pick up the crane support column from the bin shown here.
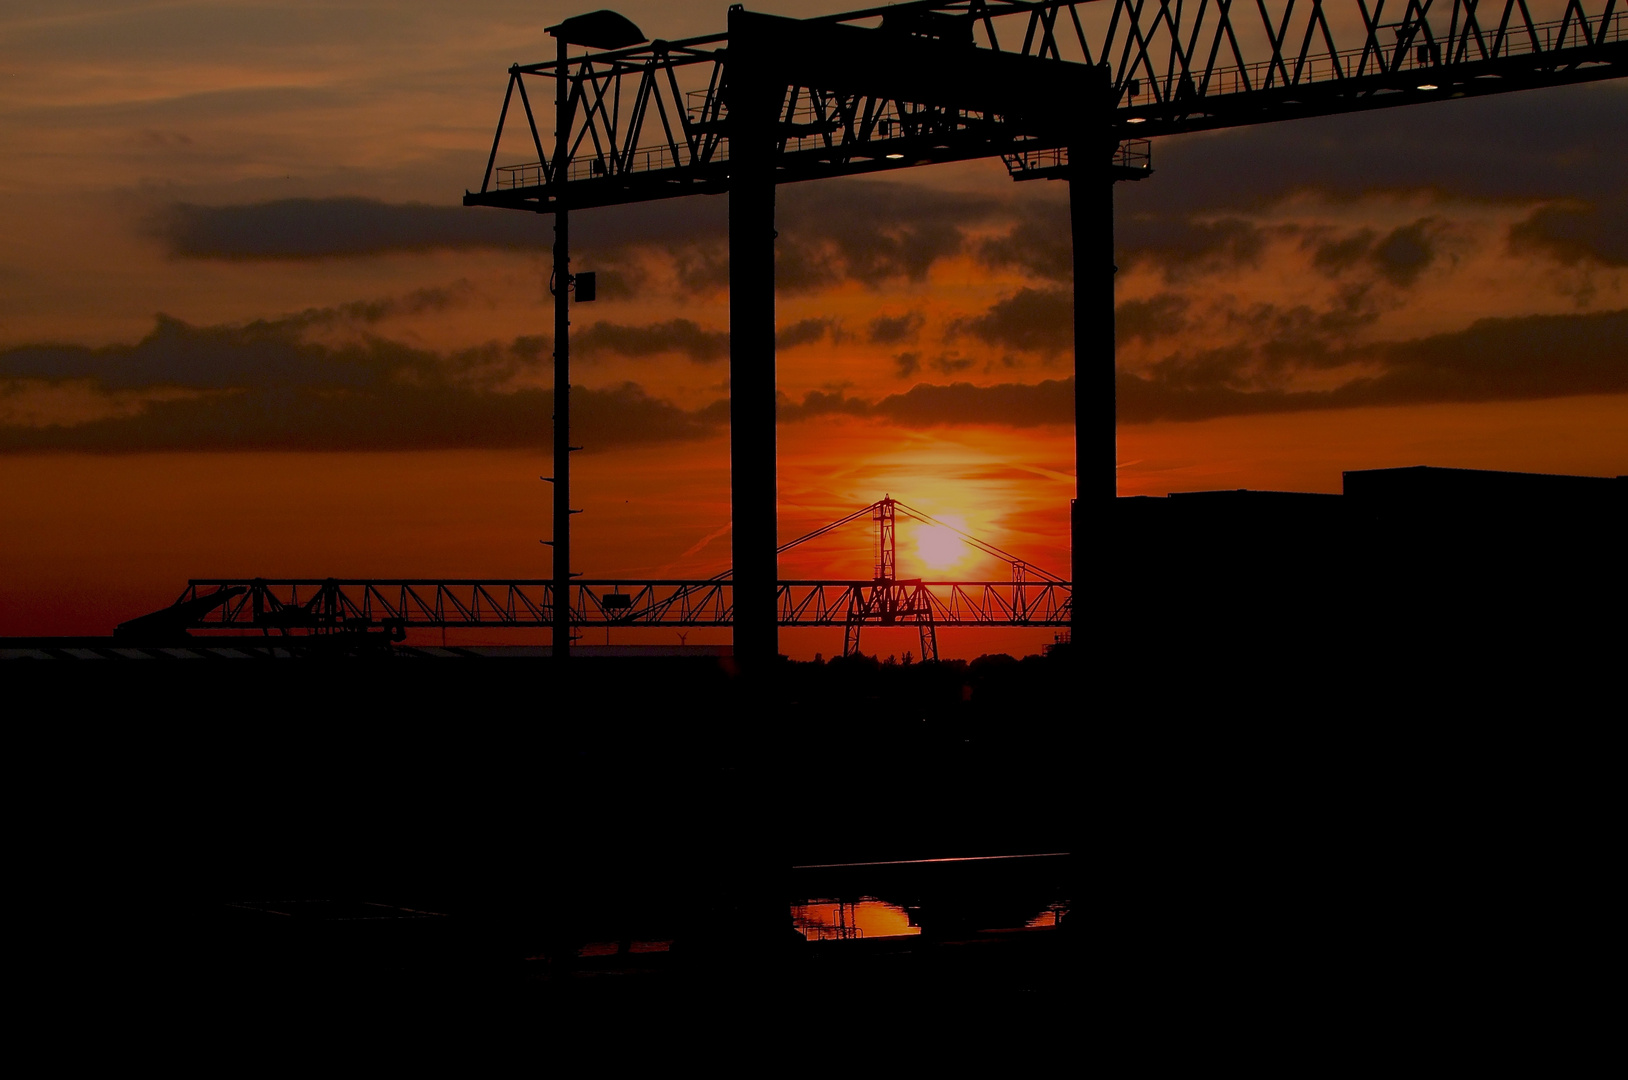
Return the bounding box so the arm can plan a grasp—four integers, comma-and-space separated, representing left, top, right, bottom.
1069, 130, 1117, 650
728, 13, 781, 670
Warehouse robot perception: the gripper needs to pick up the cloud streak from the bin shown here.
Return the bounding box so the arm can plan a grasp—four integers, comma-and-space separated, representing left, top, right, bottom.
786, 309, 1628, 426
1120, 309, 1628, 421
1509, 194, 1628, 268
0, 314, 715, 451
150, 181, 1010, 294
4, 307, 1621, 452
156, 198, 557, 259
573, 319, 730, 364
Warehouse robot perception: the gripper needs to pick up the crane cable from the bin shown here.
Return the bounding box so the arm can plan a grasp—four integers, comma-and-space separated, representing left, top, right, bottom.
709, 498, 1065, 582
892, 499, 1067, 583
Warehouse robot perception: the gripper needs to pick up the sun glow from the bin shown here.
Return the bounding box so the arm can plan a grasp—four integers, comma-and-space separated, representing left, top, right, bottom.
913, 516, 972, 575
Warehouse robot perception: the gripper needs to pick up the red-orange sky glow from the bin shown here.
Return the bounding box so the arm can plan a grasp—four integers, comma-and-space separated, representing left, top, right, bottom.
1, 2, 1624, 655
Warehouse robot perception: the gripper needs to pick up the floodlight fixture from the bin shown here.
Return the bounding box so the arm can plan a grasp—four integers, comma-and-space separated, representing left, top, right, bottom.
546, 10, 647, 50
1416, 83, 1439, 90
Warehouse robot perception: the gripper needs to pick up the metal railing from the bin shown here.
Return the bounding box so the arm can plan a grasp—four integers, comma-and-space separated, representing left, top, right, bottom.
496, 141, 730, 189
473, 2, 1624, 199
1126, 11, 1625, 103
495, 10, 1622, 189
1004, 139, 1152, 178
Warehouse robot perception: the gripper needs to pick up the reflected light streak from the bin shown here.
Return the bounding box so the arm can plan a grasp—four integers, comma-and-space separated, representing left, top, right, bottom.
792, 897, 919, 940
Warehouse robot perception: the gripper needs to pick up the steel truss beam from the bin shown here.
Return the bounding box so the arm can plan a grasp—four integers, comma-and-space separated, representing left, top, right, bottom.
169, 579, 1073, 633
465, 0, 1624, 213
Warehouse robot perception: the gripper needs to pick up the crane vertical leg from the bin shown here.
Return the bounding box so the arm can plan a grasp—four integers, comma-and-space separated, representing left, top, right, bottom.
1066, 95, 1118, 977
552, 207, 572, 661
729, 76, 780, 671
1069, 140, 1116, 653
713, 13, 791, 960
920, 621, 938, 664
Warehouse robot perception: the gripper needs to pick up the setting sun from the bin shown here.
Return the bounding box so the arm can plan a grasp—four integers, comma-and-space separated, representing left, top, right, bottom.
913, 517, 972, 576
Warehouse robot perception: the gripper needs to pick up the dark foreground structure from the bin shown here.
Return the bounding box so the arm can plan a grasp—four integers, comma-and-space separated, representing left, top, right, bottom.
1116, 465, 1625, 679
468, 0, 1625, 666
9, 466, 1622, 1002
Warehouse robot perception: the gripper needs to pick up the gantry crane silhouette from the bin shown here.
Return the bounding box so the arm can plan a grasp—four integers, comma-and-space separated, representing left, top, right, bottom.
142, 496, 1072, 662
457, 0, 1626, 664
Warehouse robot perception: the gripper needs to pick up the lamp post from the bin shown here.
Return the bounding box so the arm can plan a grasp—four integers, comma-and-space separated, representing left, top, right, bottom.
543, 11, 645, 663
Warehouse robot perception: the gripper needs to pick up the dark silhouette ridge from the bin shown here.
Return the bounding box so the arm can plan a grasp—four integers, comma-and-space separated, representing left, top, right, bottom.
9, 647, 1082, 994
1103, 465, 1621, 1018
8, 465, 1620, 1000
1116, 465, 1624, 682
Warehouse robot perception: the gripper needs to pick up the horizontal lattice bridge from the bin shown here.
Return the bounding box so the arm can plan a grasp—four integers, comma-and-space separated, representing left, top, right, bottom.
145, 498, 1071, 649
468, 0, 1625, 212
172, 579, 1072, 631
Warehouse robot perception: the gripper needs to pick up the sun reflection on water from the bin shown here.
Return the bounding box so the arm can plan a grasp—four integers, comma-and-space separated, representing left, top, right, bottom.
792, 897, 920, 940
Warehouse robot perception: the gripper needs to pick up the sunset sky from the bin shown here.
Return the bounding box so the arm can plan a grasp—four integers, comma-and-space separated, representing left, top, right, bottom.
2, 1, 1624, 654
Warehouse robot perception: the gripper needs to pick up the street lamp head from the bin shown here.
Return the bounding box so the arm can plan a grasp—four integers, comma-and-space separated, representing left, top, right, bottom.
546, 10, 647, 50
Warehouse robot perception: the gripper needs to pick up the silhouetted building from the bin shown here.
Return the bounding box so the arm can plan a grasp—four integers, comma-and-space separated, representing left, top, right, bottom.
1113, 466, 1624, 696
1343, 464, 1623, 507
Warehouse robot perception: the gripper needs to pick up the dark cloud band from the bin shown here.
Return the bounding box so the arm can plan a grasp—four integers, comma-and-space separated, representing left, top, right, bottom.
3, 307, 1621, 452
156, 198, 555, 259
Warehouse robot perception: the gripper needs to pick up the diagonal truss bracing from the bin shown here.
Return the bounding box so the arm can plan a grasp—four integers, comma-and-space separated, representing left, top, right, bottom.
170, 579, 1073, 632
466, 0, 1624, 213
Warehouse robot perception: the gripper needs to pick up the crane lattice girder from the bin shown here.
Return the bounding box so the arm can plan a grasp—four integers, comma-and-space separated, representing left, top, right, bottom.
168, 580, 1074, 631
464, 0, 1625, 212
